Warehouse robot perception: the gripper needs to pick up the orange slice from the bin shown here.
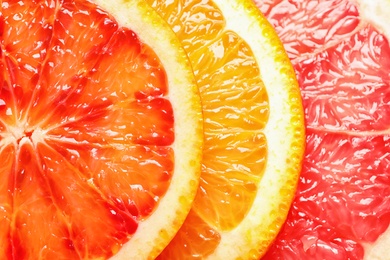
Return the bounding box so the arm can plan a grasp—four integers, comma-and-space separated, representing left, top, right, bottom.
145, 0, 306, 258
0, 0, 202, 258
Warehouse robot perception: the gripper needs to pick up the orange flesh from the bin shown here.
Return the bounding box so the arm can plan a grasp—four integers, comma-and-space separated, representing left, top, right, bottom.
147, 0, 270, 258
1, 0, 174, 258
255, 0, 390, 259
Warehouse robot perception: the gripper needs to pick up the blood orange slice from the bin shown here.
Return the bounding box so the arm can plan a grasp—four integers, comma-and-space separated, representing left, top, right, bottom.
253, 0, 390, 259
145, 0, 306, 259
0, 0, 203, 259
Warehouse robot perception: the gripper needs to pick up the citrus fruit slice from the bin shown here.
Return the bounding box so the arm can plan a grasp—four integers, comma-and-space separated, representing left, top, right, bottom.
0, 0, 203, 258
253, 0, 390, 259
145, 0, 306, 258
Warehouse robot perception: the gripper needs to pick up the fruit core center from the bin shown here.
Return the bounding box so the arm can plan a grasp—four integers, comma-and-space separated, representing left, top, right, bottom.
3, 123, 45, 148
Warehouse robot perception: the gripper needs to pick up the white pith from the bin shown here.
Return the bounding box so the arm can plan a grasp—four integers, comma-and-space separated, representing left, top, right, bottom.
351, 0, 390, 259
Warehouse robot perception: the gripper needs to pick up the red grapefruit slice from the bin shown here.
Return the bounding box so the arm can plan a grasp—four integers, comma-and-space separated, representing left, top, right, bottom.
254, 0, 390, 259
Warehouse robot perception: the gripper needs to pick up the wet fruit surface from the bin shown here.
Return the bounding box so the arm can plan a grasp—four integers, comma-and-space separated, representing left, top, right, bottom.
255, 0, 390, 258
148, 0, 270, 257
1, 0, 175, 258
147, 0, 305, 259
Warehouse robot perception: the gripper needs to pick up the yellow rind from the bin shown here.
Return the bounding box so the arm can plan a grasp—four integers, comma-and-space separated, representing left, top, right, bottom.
91, 0, 203, 259
206, 0, 305, 259
146, 0, 305, 258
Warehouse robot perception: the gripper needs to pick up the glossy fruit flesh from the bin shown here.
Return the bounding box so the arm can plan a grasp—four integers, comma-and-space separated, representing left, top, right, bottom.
1, 0, 174, 258
255, 0, 390, 258
147, 0, 270, 257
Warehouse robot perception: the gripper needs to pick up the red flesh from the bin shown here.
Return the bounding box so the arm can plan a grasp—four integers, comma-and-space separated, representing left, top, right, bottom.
0, 0, 173, 258
254, 0, 390, 259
